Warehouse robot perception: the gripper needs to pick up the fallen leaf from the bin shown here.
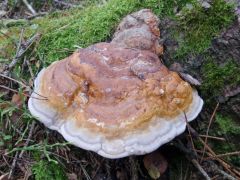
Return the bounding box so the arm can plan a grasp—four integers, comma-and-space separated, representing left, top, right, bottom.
143, 151, 168, 179
67, 173, 78, 180
11, 93, 23, 108
0, 173, 9, 180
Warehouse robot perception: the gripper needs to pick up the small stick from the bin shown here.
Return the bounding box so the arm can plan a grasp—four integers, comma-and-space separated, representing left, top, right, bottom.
0, 85, 47, 100
189, 125, 240, 178
8, 152, 19, 178
19, 121, 36, 158
129, 156, 138, 180
183, 112, 198, 160
26, 12, 48, 20
204, 151, 240, 160
8, 122, 35, 179
4, 33, 41, 74
191, 159, 211, 180
0, 85, 19, 94
54, 0, 78, 8
197, 135, 225, 141
22, 0, 36, 15
187, 134, 225, 141
0, 73, 48, 99
215, 168, 236, 180
174, 140, 211, 180
200, 103, 219, 162
0, 73, 28, 88
25, 57, 34, 81
183, 121, 240, 178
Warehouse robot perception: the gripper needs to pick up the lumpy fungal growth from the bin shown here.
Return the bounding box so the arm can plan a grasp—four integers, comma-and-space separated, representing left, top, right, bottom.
28, 9, 203, 159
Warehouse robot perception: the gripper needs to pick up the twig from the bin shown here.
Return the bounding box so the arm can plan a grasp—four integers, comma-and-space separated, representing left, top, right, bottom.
54, 0, 78, 8
191, 159, 211, 180
180, 120, 240, 178
204, 151, 240, 160
0, 73, 28, 88
129, 156, 138, 180
79, 162, 91, 180
183, 112, 198, 160
0, 73, 48, 100
25, 57, 34, 82
197, 135, 225, 141
200, 103, 219, 162
7, 122, 35, 179
19, 121, 36, 158
0, 85, 19, 94
187, 134, 225, 141
215, 168, 236, 180
208, 161, 236, 180
187, 124, 240, 178
26, 12, 48, 20
8, 152, 19, 178
174, 140, 211, 180
22, 0, 36, 15
4, 32, 41, 75
0, 85, 47, 100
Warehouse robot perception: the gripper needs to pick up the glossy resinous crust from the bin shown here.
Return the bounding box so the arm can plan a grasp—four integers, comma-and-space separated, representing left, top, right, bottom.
40, 42, 193, 138
28, 9, 203, 158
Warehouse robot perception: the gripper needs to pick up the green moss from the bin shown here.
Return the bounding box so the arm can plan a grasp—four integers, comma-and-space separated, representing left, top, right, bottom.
34, 0, 167, 64
32, 160, 66, 180
36, 0, 198, 64
210, 114, 240, 167
175, 0, 235, 58
160, 0, 195, 17
215, 114, 240, 135
1, 0, 211, 64
201, 59, 240, 101
0, 0, 194, 64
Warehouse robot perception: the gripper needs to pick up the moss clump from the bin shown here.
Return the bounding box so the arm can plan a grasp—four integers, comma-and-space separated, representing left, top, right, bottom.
215, 114, 240, 135
32, 160, 66, 180
201, 59, 240, 101
211, 114, 240, 167
1, 0, 196, 64
175, 0, 235, 58
35, 0, 168, 64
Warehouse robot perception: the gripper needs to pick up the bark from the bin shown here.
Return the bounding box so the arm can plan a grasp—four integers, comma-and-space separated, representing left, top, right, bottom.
160, 18, 240, 118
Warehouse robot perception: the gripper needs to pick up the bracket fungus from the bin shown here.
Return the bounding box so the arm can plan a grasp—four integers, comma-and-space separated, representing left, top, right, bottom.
28, 9, 203, 159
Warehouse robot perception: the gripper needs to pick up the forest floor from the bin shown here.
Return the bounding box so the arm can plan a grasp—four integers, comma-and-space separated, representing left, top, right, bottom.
0, 0, 240, 179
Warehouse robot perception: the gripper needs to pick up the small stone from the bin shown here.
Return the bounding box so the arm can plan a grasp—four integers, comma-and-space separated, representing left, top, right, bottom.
186, 3, 193, 10
201, 2, 211, 9
0, 10, 6, 17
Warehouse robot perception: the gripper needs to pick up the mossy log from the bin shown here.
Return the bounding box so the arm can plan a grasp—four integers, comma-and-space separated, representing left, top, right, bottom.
0, 0, 239, 118
0, 0, 240, 172
161, 18, 240, 119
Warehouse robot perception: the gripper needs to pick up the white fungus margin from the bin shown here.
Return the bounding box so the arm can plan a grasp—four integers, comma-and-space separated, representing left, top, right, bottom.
28, 68, 203, 159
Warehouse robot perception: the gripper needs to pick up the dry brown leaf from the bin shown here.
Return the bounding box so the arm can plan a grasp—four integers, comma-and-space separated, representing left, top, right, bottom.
143, 151, 168, 179
0, 173, 9, 180
11, 93, 23, 108
67, 173, 78, 180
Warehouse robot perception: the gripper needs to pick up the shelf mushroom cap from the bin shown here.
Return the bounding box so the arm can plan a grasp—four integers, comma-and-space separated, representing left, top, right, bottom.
28, 9, 203, 159
28, 43, 203, 159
